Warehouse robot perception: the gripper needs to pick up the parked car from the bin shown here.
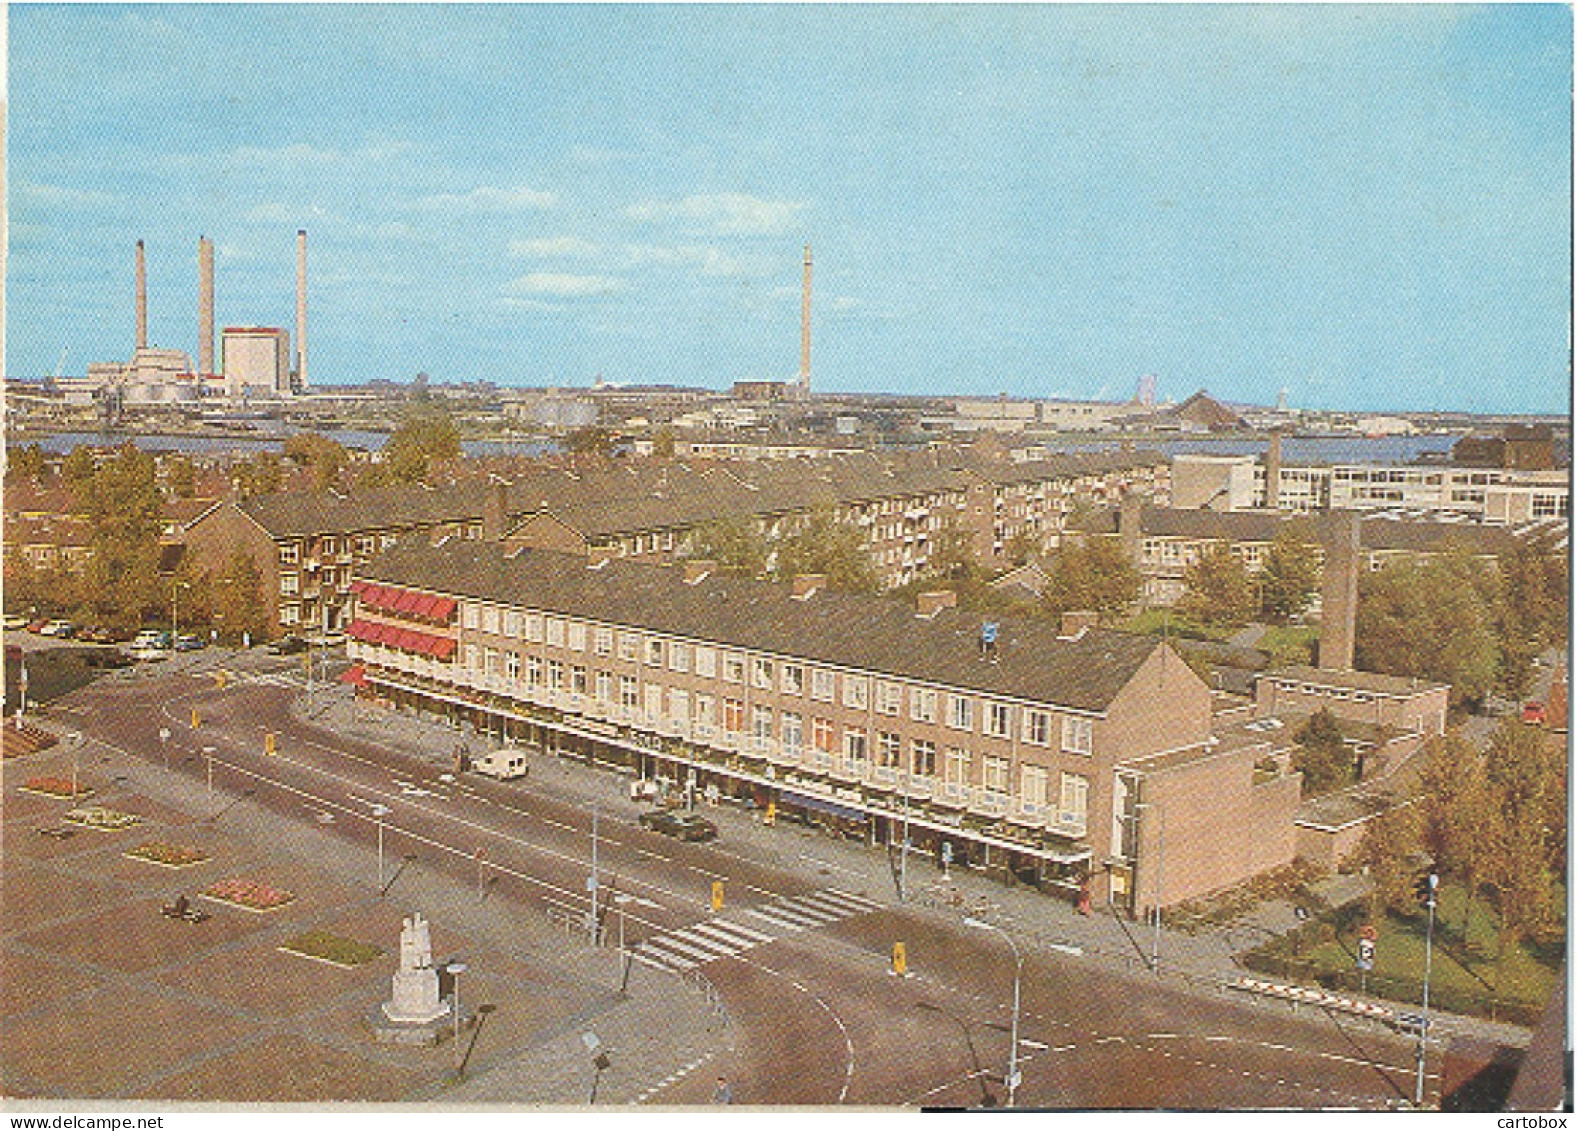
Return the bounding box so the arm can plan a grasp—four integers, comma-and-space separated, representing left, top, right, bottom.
1522, 701, 1548, 725
39, 620, 75, 638
128, 629, 173, 661
638, 811, 718, 842
267, 634, 309, 655
3, 614, 29, 631
173, 633, 206, 652
26, 619, 50, 633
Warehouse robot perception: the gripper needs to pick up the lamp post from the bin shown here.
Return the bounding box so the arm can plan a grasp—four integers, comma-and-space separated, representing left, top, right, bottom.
1131, 799, 1166, 973
964, 917, 1023, 1108
68, 732, 83, 799
171, 580, 191, 645
448, 961, 468, 1074
202, 745, 216, 800
1415, 872, 1438, 1108
369, 803, 390, 891
588, 804, 601, 944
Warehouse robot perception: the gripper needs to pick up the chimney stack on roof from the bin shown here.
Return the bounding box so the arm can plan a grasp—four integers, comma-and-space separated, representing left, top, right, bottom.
1059, 610, 1099, 640
481, 477, 511, 541
916, 590, 957, 619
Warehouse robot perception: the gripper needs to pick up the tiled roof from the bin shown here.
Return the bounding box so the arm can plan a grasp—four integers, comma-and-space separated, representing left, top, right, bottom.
360, 541, 1170, 713
1071, 505, 1517, 554
1262, 664, 1448, 697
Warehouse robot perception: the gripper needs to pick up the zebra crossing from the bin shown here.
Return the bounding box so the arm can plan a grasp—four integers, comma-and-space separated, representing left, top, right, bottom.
629, 888, 883, 974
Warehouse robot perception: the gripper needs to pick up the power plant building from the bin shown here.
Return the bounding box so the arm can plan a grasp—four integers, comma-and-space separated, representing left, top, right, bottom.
222, 327, 292, 397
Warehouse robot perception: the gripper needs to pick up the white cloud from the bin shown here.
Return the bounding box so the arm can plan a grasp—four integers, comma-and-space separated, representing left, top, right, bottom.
16, 182, 117, 210
625, 193, 806, 235
504, 273, 624, 297
508, 236, 601, 258
414, 185, 558, 213
222, 143, 340, 169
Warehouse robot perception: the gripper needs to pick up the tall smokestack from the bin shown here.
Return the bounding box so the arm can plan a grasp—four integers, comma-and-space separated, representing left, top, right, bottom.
295, 229, 308, 390
1318, 510, 1362, 672
135, 240, 148, 351
799, 244, 812, 389
198, 236, 215, 377
1265, 431, 1282, 509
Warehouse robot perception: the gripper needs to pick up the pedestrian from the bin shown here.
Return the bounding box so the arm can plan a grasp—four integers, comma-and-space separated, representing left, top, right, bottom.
711, 1076, 732, 1105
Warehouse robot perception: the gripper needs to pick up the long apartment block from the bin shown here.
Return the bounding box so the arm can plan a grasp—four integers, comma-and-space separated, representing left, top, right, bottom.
344, 541, 1300, 911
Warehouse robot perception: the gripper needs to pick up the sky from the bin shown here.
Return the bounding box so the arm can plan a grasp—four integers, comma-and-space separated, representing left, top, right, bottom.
7, 3, 1572, 414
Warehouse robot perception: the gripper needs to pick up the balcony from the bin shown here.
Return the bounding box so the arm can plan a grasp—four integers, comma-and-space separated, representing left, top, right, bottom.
938, 782, 973, 807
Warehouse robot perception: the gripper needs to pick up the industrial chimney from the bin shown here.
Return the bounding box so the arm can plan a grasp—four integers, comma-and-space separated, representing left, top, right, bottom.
1264, 431, 1283, 510
1318, 510, 1362, 671
295, 229, 308, 390
798, 244, 812, 391
135, 240, 148, 351
198, 235, 215, 377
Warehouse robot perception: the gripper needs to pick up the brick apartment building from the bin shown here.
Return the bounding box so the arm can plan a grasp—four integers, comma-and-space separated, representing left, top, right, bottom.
343, 542, 1301, 912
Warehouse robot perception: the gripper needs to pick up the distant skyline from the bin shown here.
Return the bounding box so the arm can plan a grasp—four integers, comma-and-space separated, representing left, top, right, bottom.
9, 4, 1571, 414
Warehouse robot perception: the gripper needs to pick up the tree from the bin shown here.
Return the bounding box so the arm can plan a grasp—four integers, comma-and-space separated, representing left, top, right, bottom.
1417, 732, 1503, 935
775, 507, 879, 594
650, 428, 677, 459
1352, 803, 1424, 922
382, 410, 461, 484
689, 516, 771, 577
232, 453, 283, 497
62, 447, 97, 492
1178, 542, 1257, 628
283, 432, 350, 491
1259, 529, 1321, 624
1498, 531, 1570, 696
566, 426, 617, 459
1290, 708, 1354, 796
5, 442, 46, 483
1042, 538, 1141, 619
1356, 552, 1503, 708
209, 550, 271, 643
925, 519, 986, 586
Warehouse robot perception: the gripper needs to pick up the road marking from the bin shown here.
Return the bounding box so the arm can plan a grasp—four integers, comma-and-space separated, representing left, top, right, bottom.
686, 863, 729, 881
646, 934, 727, 963
744, 908, 806, 932
754, 903, 832, 929
694, 920, 772, 946
631, 947, 696, 972
793, 892, 870, 917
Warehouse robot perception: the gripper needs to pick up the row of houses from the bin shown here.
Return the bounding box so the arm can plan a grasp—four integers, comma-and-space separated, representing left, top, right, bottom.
178, 448, 1171, 635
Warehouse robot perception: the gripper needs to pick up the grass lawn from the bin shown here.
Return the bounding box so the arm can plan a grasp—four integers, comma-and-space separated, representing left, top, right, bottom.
1120, 609, 1235, 642
279, 929, 384, 968
1257, 624, 1318, 666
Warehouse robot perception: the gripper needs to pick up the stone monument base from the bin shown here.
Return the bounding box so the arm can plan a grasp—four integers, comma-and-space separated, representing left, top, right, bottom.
366, 1003, 474, 1047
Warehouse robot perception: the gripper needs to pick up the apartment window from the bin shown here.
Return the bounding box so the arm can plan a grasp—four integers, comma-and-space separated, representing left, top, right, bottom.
722, 653, 746, 684
781, 711, 804, 755
984, 702, 1012, 739
845, 728, 868, 769
462, 603, 479, 629
911, 739, 937, 778
944, 746, 970, 786
281, 606, 299, 626
751, 704, 774, 740
1021, 764, 1049, 809
525, 656, 543, 686
617, 633, 639, 662
878, 731, 902, 768
320, 537, 338, 556
644, 683, 663, 718
547, 660, 564, 690
619, 675, 639, 709
524, 613, 543, 642
669, 687, 688, 722
1024, 709, 1052, 747
571, 665, 587, 694
505, 651, 520, 681
545, 617, 566, 647
812, 716, 836, 753
464, 645, 481, 671
752, 657, 774, 690
504, 611, 522, 638
669, 642, 691, 673
279, 573, 299, 596
595, 671, 613, 704
911, 688, 938, 724
843, 675, 870, 710
482, 607, 500, 635
695, 647, 717, 678
723, 698, 746, 734
1059, 773, 1089, 827
781, 664, 805, 696
810, 669, 836, 703
279, 544, 300, 566
1062, 715, 1093, 755
484, 648, 499, 675
646, 638, 664, 667
875, 681, 903, 716
594, 627, 613, 656
947, 694, 973, 732
982, 756, 1009, 797
567, 622, 587, 652
694, 694, 715, 728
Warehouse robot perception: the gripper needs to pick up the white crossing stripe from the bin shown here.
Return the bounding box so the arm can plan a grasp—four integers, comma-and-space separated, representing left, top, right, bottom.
667, 929, 740, 958
820, 888, 883, 911
645, 934, 725, 963
768, 900, 841, 927
690, 921, 768, 949
793, 892, 869, 917
745, 907, 807, 932
632, 948, 695, 972
706, 919, 774, 945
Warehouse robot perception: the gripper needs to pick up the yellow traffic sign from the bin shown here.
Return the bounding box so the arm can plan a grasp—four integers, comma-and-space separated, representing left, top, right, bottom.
893, 942, 907, 977
264, 732, 277, 756
190, 708, 201, 730
211, 669, 229, 688
711, 881, 725, 912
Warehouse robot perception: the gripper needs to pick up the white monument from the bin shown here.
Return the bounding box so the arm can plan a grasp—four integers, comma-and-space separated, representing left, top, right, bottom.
382, 912, 449, 1024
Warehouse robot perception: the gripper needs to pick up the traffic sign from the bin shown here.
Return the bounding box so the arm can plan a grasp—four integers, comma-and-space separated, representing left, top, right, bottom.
892, 942, 907, 977
711, 881, 724, 911
1359, 924, 1379, 942
1358, 938, 1376, 965
264, 732, 277, 756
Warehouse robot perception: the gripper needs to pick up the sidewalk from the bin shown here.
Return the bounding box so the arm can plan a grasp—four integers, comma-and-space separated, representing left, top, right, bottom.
298, 685, 1538, 1051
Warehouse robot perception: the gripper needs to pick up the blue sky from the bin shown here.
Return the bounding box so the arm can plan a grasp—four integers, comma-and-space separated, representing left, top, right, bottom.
9, 4, 1571, 413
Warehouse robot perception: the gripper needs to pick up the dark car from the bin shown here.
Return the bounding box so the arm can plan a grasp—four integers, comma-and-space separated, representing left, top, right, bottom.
173, 633, 206, 652
267, 634, 309, 655
638, 810, 718, 842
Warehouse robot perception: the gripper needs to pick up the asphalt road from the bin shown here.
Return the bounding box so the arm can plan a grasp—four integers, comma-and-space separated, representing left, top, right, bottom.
52, 655, 1435, 1109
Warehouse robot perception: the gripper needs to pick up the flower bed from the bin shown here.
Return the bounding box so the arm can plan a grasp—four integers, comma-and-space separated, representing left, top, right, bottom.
19, 776, 93, 800
279, 929, 384, 969
124, 842, 209, 869
62, 806, 141, 831
200, 878, 297, 913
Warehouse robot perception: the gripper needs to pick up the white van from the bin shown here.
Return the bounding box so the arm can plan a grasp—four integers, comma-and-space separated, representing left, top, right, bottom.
472, 748, 530, 781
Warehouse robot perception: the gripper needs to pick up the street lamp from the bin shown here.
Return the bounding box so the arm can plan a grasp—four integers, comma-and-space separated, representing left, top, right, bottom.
1134, 800, 1166, 973
171, 580, 191, 644
1415, 872, 1438, 1108
202, 745, 216, 799
963, 917, 1023, 1108
368, 803, 391, 891
448, 961, 468, 1075
68, 732, 83, 799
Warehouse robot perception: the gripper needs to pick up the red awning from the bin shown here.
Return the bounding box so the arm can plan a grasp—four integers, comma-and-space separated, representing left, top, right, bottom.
345, 619, 378, 643
339, 664, 368, 686
361, 584, 387, 611
397, 628, 425, 653
429, 636, 457, 661
370, 622, 395, 646
347, 580, 365, 596
397, 589, 425, 614
412, 593, 439, 619
430, 596, 457, 622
